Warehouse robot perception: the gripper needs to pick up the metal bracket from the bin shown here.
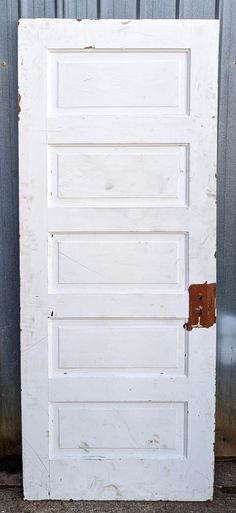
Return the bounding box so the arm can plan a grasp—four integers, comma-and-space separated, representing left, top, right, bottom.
183, 282, 216, 331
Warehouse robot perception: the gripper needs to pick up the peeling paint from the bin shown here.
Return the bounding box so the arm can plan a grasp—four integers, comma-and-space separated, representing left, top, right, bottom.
18, 93, 21, 120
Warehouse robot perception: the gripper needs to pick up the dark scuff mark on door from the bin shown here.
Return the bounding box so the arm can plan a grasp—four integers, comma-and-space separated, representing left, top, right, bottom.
18, 94, 21, 120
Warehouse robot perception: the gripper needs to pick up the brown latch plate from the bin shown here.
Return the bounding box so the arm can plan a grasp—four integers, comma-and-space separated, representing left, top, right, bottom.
183, 282, 216, 331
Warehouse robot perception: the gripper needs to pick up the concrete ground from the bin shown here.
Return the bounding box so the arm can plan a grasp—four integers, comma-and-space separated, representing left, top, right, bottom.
0, 461, 236, 512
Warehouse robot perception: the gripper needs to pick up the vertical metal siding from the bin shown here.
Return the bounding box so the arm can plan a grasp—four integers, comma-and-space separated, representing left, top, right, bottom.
100, 1, 137, 18
63, 1, 99, 19
216, 0, 236, 457
140, 1, 176, 18
0, 0, 234, 458
0, 0, 21, 458
178, 0, 217, 18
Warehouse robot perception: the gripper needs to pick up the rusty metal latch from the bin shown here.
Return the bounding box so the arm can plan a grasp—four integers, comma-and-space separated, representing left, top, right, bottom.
183, 282, 216, 331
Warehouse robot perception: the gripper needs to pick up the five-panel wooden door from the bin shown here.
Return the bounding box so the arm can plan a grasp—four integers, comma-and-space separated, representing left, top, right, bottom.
19, 19, 218, 500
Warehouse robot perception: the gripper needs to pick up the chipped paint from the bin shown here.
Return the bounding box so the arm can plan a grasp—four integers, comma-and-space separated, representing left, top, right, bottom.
18, 93, 21, 120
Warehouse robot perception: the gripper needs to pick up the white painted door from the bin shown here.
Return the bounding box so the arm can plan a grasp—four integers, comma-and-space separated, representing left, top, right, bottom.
19, 19, 218, 501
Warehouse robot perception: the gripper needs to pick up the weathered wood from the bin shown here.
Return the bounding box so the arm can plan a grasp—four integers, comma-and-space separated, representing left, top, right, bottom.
0, 0, 21, 457
19, 19, 217, 499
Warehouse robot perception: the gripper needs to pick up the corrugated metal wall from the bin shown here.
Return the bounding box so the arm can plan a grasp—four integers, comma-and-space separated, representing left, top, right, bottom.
0, 0, 235, 459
